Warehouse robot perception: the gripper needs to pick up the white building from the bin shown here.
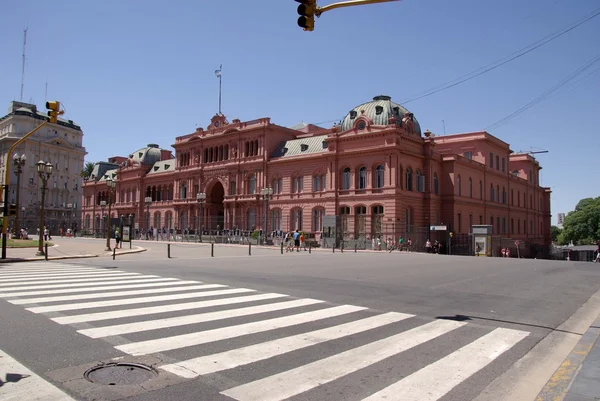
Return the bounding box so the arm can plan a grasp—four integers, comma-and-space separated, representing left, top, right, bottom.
557, 212, 565, 228
0, 101, 87, 234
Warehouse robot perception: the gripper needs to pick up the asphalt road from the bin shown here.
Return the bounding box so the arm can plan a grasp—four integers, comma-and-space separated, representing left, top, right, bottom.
0, 239, 599, 401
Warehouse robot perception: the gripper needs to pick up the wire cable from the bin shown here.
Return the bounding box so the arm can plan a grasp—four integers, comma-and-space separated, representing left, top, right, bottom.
485, 51, 600, 131
400, 7, 600, 104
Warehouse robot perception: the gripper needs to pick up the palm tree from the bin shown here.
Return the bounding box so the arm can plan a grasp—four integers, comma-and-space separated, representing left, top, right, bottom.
81, 161, 95, 179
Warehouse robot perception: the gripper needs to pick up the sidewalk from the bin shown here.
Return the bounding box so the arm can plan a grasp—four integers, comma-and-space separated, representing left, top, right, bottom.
0, 236, 146, 263
537, 312, 600, 401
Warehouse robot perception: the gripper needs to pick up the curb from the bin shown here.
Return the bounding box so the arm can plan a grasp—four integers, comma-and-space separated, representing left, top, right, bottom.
0, 246, 146, 264
536, 312, 600, 401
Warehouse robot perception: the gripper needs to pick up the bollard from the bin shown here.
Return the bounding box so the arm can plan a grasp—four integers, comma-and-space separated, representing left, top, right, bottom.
249, 242, 252, 256
113, 248, 116, 260
281, 242, 284, 254
44, 243, 48, 261
309, 242, 311, 254
355, 243, 357, 253
211, 243, 214, 257
333, 244, 335, 253
167, 243, 171, 258
341, 242, 344, 253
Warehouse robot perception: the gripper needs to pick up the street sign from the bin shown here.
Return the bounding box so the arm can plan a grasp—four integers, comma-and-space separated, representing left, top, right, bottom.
430, 225, 447, 231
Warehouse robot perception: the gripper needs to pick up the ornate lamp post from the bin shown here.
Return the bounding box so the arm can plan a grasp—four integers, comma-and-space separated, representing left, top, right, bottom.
13, 153, 26, 238
36, 161, 53, 256
260, 187, 273, 245
100, 200, 106, 237
196, 192, 206, 242
105, 177, 116, 251
144, 196, 152, 239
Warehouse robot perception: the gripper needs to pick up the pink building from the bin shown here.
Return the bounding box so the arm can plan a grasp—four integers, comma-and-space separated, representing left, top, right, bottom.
82, 95, 551, 251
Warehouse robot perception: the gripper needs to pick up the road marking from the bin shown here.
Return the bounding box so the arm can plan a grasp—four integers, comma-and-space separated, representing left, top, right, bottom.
0, 277, 177, 293
0, 280, 193, 298
161, 311, 414, 378
116, 305, 367, 356
9, 283, 207, 304
0, 271, 141, 281
0, 348, 75, 401
221, 319, 466, 401
0, 272, 142, 286
361, 327, 529, 401
79, 298, 325, 338
0, 268, 108, 277
26, 285, 242, 313
53, 293, 289, 324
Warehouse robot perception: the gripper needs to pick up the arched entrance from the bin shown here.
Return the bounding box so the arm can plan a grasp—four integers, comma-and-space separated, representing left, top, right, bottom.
207, 181, 225, 230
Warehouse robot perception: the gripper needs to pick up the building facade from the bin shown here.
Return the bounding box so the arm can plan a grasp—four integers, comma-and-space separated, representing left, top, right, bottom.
0, 101, 86, 233
81, 95, 551, 250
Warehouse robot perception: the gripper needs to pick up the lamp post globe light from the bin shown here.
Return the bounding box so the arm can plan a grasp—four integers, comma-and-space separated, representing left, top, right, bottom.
13, 153, 26, 238
105, 177, 116, 251
196, 192, 206, 242
260, 187, 273, 245
99, 200, 107, 238
144, 197, 152, 239
36, 161, 53, 256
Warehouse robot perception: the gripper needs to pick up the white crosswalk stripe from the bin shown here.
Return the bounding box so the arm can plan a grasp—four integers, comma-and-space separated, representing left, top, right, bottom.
0, 262, 531, 401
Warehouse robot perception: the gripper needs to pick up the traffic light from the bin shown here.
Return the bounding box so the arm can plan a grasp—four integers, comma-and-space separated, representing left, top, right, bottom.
296, 0, 316, 31
46, 101, 61, 124
8, 204, 17, 216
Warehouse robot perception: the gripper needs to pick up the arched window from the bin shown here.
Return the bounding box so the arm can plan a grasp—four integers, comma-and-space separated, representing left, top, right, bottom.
272, 178, 278, 194
469, 177, 473, 198
247, 208, 256, 230
341, 168, 351, 190
312, 207, 325, 232
371, 205, 384, 235
416, 170, 424, 192
457, 174, 462, 196
433, 173, 439, 195
180, 183, 187, 199
248, 175, 256, 195
358, 166, 367, 189
291, 208, 302, 230
340, 206, 350, 233
355, 205, 367, 238
406, 168, 413, 191
374, 165, 384, 189
271, 209, 282, 232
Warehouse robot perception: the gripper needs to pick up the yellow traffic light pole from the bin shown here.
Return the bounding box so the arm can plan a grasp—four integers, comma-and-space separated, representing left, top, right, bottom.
1, 101, 63, 259
316, 0, 400, 16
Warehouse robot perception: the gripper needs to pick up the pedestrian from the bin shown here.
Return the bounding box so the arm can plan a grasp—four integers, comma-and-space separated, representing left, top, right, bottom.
115, 229, 121, 249
426, 239, 432, 253
293, 230, 300, 252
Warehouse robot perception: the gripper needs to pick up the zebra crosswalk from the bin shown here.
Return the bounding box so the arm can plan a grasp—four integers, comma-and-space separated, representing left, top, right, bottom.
0, 262, 530, 401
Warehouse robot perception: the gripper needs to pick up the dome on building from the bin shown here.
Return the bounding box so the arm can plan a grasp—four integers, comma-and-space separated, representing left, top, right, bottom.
130, 144, 163, 165
340, 95, 421, 135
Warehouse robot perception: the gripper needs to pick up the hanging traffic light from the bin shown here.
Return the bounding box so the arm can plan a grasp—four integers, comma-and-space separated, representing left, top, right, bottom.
296, 0, 316, 31
46, 101, 62, 124
8, 204, 17, 216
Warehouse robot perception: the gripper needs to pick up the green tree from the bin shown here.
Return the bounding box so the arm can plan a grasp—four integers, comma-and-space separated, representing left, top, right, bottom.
557, 197, 600, 245
551, 225, 562, 243
80, 161, 95, 179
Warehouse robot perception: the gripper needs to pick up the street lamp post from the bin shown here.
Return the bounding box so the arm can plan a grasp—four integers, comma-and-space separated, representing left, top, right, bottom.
13, 153, 26, 238
196, 192, 206, 242
67, 203, 73, 234
36, 161, 53, 256
260, 187, 273, 245
100, 201, 106, 238
105, 177, 116, 251
144, 196, 152, 239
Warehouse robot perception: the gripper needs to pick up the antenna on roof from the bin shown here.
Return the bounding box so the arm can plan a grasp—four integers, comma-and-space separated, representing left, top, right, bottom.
20, 27, 28, 101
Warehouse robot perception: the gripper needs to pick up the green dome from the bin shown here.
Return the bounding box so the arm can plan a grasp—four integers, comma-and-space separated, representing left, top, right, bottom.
340, 95, 421, 135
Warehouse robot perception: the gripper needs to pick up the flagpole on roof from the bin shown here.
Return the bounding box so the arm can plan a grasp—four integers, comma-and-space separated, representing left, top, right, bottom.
215, 64, 223, 115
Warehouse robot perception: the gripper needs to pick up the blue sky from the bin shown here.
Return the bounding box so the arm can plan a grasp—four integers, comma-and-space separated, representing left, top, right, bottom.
2, 0, 599, 223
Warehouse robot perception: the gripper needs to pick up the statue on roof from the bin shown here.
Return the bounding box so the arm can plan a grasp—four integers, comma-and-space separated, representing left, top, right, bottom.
402, 113, 415, 134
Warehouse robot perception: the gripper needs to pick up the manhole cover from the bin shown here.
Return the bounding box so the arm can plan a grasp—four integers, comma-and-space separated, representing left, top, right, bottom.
84, 363, 157, 385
